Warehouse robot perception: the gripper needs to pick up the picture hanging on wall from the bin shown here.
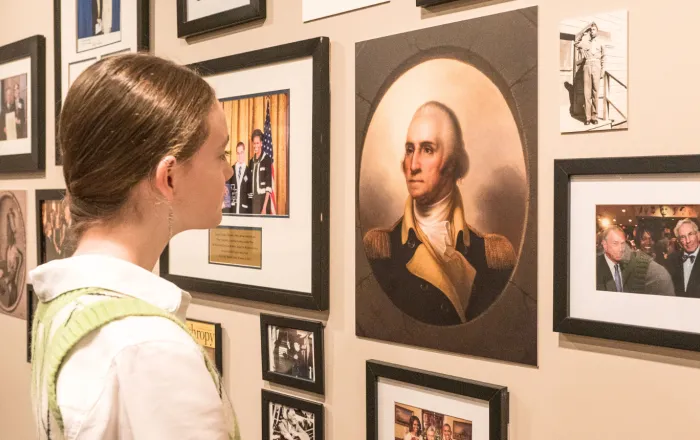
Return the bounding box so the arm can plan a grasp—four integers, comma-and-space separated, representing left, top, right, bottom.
186, 317, 223, 375
35, 189, 75, 266
559, 10, 628, 134
0, 35, 45, 174
160, 37, 330, 311
554, 154, 700, 353
355, 7, 538, 366
54, 0, 149, 165
0, 190, 27, 320
260, 313, 325, 395
366, 360, 509, 440
262, 389, 323, 440
177, 0, 266, 39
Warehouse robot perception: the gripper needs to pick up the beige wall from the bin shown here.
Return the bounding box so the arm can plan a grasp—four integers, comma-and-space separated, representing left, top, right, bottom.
2, 0, 700, 438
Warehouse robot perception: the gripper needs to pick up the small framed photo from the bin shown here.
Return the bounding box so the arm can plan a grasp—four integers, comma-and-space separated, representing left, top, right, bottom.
367, 360, 508, 440
35, 189, 75, 265
54, 0, 149, 165
554, 154, 700, 352
160, 37, 330, 311
186, 317, 223, 375
260, 313, 324, 395
177, 0, 266, 39
262, 389, 323, 440
26, 284, 38, 363
0, 35, 45, 174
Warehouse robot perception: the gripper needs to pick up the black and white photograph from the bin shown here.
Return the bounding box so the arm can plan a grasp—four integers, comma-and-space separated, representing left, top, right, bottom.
1, 74, 28, 141
177, 0, 266, 38
0, 191, 27, 320
559, 10, 628, 133
262, 390, 324, 440
77, 0, 122, 52
554, 154, 700, 353
261, 314, 324, 394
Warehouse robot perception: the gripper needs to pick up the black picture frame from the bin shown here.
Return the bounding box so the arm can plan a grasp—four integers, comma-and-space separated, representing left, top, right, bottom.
160, 37, 330, 311
0, 35, 46, 174
177, 0, 266, 39
54, 0, 150, 166
366, 360, 509, 440
26, 284, 37, 363
262, 389, 324, 440
186, 317, 223, 375
417, 0, 462, 6
35, 188, 67, 266
553, 154, 700, 352
260, 313, 324, 395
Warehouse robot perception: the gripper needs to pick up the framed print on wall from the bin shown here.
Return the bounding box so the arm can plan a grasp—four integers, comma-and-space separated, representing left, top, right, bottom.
186, 317, 223, 375
0, 190, 27, 320
554, 154, 700, 353
160, 37, 330, 311
177, 0, 266, 39
54, 0, 149, 165
262, 389, 324, 440
35, 189, 75, 266
0, 35, 45, 174
260, 313, 324, 395
366, 360, 509, 440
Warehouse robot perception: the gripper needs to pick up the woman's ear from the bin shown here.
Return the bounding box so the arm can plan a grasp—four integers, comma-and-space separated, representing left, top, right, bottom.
154, 155, 177, 201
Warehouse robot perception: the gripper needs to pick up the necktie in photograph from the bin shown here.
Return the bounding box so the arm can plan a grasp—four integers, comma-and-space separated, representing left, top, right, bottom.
614, 264, 622, 292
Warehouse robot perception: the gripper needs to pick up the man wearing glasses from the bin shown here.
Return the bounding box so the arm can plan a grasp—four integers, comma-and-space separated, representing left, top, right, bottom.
668, 219, 700, 297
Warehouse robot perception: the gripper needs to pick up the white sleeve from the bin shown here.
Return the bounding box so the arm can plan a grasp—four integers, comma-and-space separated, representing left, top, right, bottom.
113, 340, 229, 440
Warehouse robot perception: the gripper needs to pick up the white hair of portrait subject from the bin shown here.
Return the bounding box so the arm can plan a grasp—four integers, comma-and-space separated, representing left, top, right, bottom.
674, 218, 699, 238
601, 225, 625, 242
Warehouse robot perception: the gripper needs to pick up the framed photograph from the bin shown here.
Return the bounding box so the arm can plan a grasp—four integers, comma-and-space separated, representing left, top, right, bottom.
55, 0, 149, 165
177, 0, 266, 39
559, 10, 628, 134
26, 283, 38, 362
160, 37, 330, 311
553, 154, 700, 352
186, 317, 223, 375
260, 313, 324, 395
0, 35, 45, 174
366, 360, 508, 440
35, 189, 75, 266
355, 7, 538, 365
262, 389, 323, 440
0, 191, 27, 320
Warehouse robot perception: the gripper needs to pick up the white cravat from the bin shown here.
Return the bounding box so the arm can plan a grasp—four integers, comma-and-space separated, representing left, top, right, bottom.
414, 191, 454, 260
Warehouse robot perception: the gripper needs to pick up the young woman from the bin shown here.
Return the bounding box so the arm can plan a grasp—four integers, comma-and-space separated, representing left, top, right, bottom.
29, 53, 237, 439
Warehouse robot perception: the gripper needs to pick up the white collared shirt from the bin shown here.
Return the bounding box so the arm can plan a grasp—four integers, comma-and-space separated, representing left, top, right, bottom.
683, 248, 700, 290
604, 254, 623, 290
28, 254, 229, 440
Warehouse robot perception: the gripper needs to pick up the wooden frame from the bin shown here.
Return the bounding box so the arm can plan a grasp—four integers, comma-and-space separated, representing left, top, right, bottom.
54, 0, 149, 165
262, 389, 324, 440
260, 313, 324, 395
0, 35, 46, 174
366, 360, 509, 440
35, 189, 67, 266
553, 154, 700, 351
160, 37, 330, 311
177, 0, 266, 39
186, 317, 223, 375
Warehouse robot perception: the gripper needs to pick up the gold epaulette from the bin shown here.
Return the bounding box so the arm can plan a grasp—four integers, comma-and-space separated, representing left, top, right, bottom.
363, 228, 391, 260
484, 233, 516, 270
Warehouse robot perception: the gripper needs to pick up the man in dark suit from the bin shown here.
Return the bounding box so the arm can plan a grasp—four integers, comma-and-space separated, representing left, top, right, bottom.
248, 129, 273, 215
225, 141, 251, 214
596, 225, 674, 295
666, 218, 700, 297
362, 101, 516, 326
12, 84, 25, 139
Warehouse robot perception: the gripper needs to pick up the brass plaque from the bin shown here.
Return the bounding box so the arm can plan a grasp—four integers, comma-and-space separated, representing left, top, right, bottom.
209, 226, 262, 269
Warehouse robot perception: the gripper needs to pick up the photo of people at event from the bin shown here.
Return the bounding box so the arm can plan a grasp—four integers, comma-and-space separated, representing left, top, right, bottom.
394, 402, 472, 440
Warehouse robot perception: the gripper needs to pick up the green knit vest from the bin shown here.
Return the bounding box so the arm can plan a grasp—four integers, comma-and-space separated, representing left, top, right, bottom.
30, 287, 240, 440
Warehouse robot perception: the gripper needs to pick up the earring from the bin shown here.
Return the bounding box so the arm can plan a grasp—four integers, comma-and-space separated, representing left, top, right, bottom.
167, 204, 174, 239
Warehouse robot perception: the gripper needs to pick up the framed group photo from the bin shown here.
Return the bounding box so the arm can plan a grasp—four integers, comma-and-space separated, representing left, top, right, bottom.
366, 360, 508, 440
554, 154, 700, 352
177, 0, 266, 39
262, 389, 323, 440
35, 189, 75, 266
260, 313, 324, 395
54, 0, 149, 165
0, 35, 45, 174
160, 37, 330, 311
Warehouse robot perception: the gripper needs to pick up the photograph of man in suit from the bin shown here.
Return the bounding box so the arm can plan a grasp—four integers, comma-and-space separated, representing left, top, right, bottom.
666, 218, 700, 297
248, 129, 273, 215
1, 86, 17, 141
596, 225, 674, 295
362, 101, 516, 326
225, 141, 251, 215
12, 83, 25, 139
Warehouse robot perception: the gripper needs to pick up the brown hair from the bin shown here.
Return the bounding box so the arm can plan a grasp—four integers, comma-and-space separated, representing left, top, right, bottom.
58, 52, 217, 239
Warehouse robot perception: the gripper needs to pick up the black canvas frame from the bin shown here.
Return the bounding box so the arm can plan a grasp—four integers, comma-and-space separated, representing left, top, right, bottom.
0, 35, 46, 174
553, 154, 700, 352
177, 0, 266, 39
262, 389, 324, 440
35, 188, 66, 266
260, 314, 325, 395
54, 0, 149, 165
366, 360, 509, 440
186, 317, 223, 374
160, 37, 330, 311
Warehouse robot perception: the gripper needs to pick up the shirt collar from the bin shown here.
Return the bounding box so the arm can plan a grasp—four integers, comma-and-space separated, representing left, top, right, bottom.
28, 254, 191, 320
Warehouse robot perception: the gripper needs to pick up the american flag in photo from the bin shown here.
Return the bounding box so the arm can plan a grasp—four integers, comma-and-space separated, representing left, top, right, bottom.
262, 98, 277, 214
